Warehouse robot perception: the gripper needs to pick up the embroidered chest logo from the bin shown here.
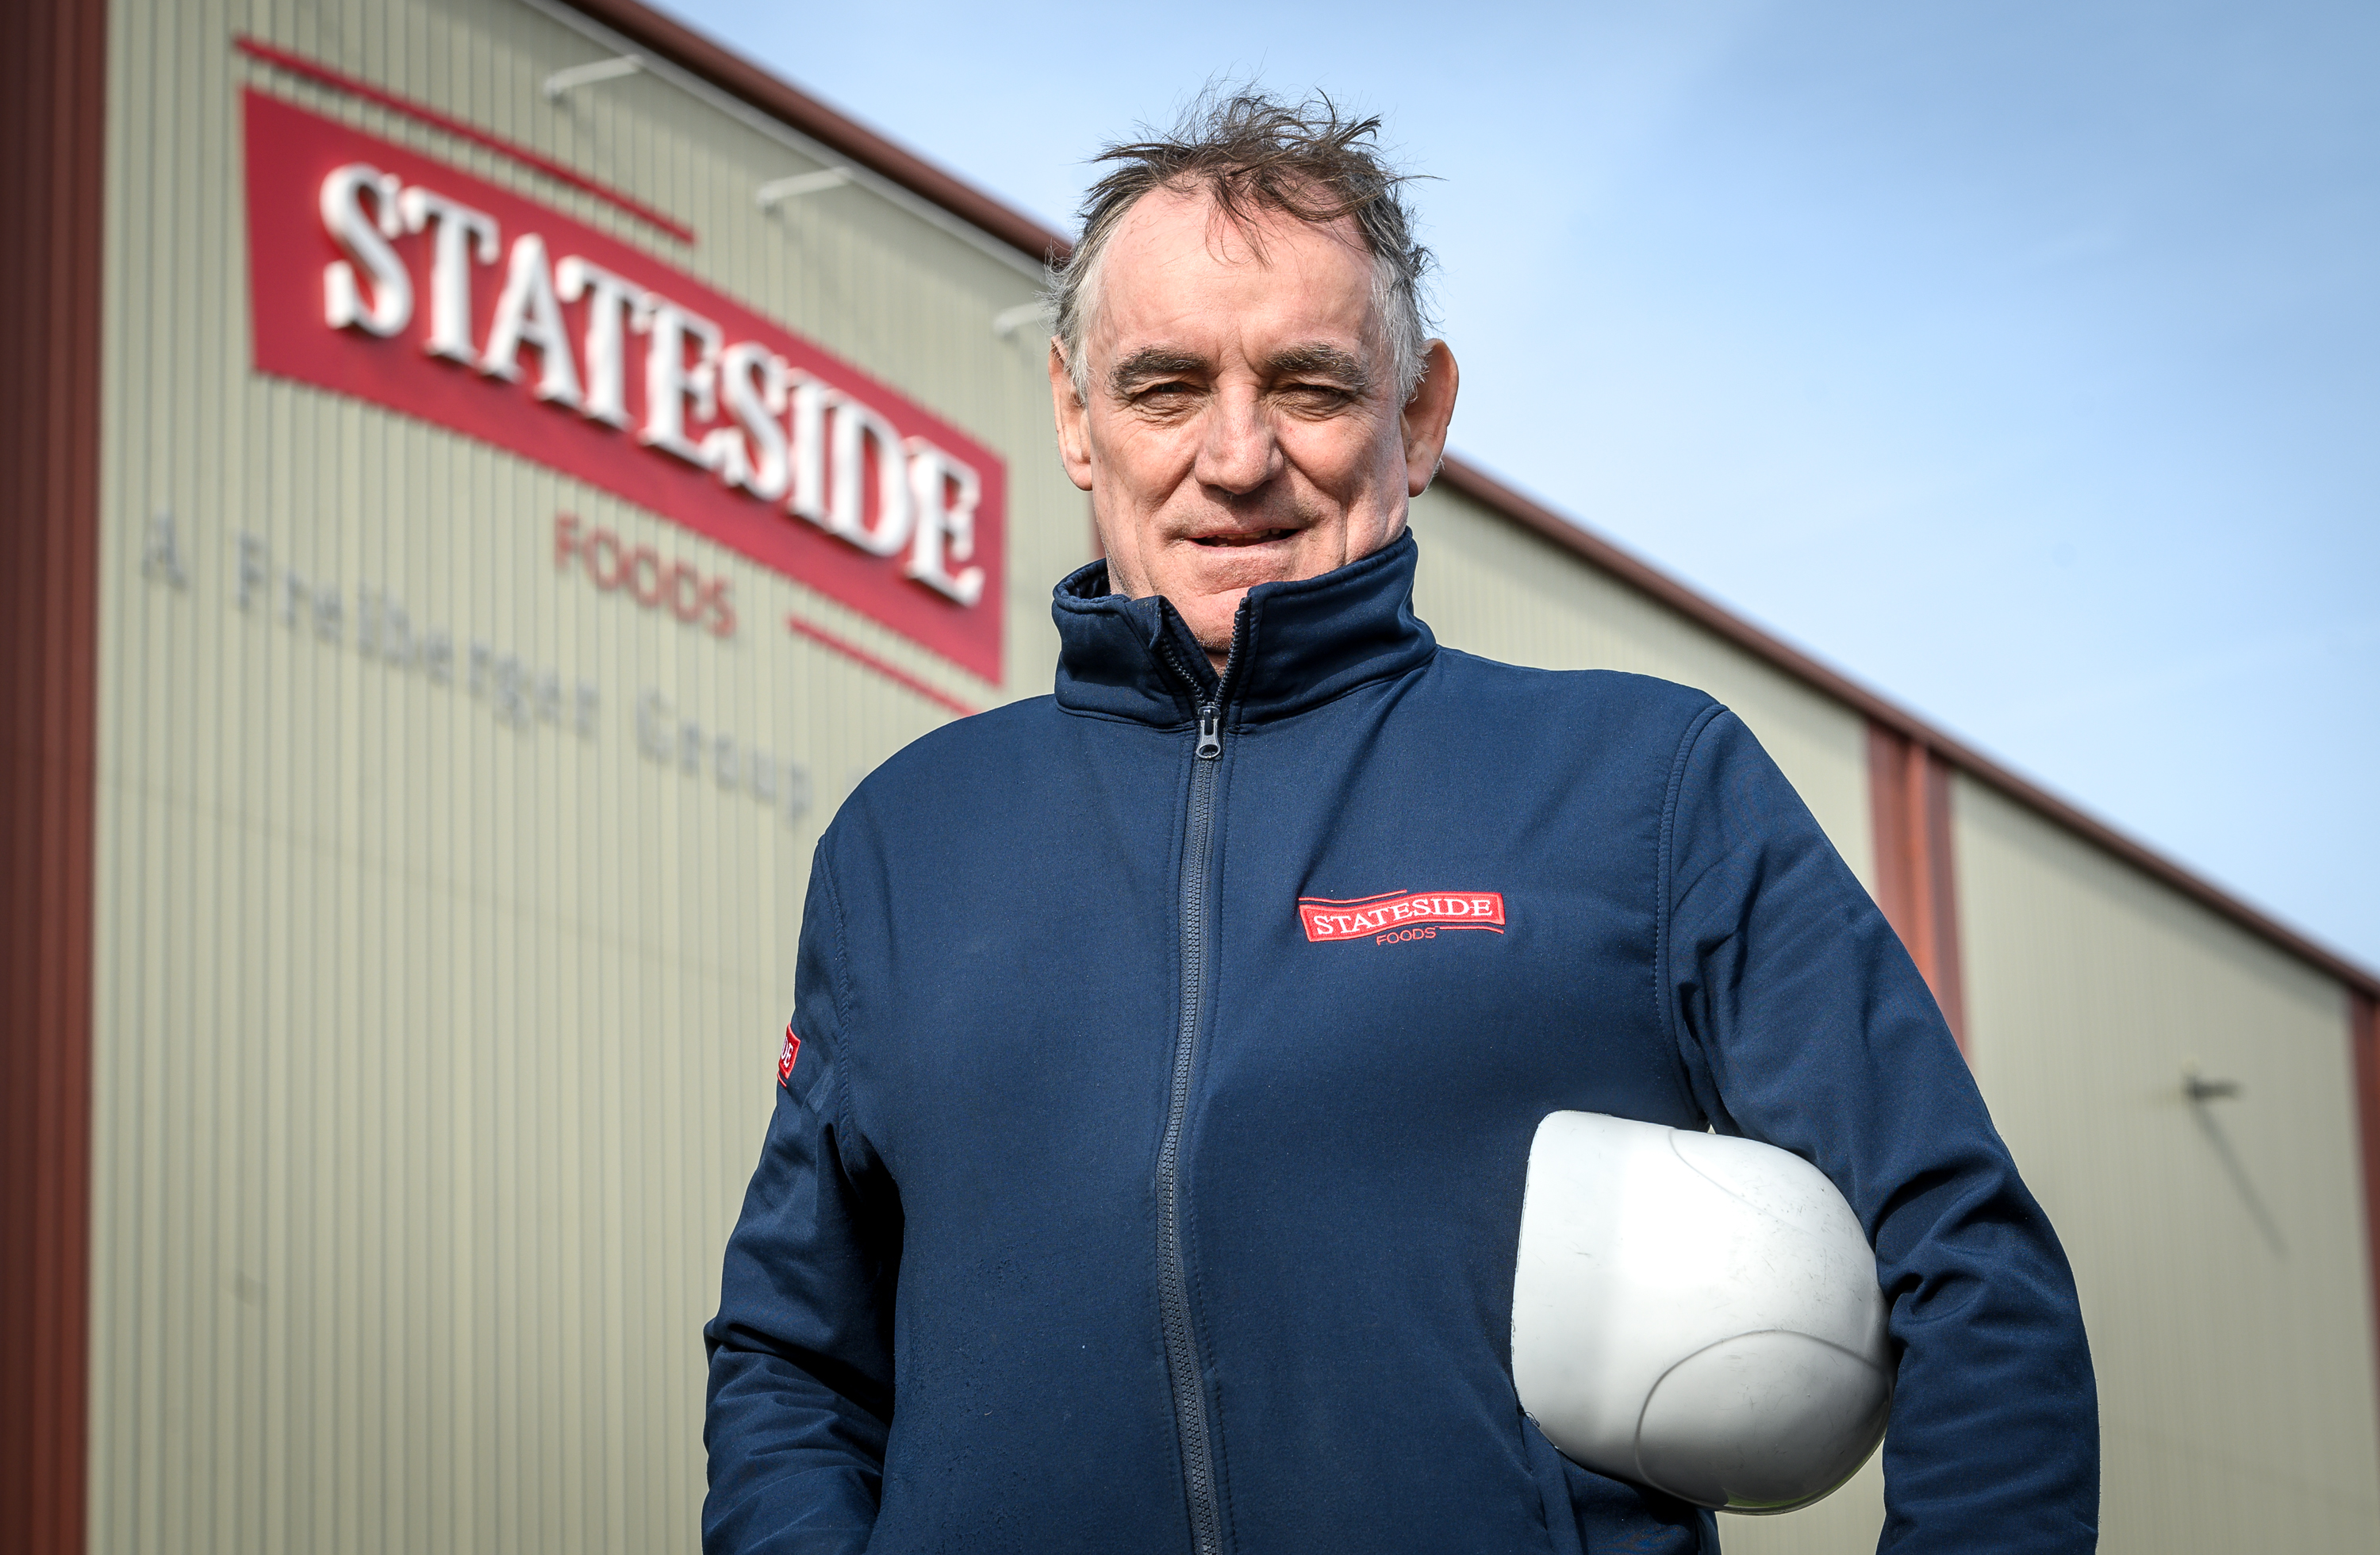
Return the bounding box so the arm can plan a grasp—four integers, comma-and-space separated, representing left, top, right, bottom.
777, 1025, 802, 1088
1298, 889, 1507, 946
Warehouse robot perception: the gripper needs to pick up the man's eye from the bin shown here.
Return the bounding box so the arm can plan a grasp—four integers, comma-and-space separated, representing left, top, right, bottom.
1280, 383, 1355, 407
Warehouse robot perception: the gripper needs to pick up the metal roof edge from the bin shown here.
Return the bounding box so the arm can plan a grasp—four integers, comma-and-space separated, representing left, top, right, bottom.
564, 0, 2379, 1003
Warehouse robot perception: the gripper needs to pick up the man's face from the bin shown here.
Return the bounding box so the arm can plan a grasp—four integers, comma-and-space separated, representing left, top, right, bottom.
1050, 187, 1459, 670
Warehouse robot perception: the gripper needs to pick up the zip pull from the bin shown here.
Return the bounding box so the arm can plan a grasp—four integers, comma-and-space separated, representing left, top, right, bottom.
1195, 704, 1223, 760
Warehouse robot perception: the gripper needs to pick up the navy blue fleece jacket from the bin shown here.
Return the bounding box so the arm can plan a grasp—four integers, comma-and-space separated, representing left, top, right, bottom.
703, 532, 2097, 1553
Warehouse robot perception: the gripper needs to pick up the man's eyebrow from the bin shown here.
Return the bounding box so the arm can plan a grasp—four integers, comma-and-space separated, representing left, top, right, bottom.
1108, 347, 1208, 396
1265, 343, 1373, 396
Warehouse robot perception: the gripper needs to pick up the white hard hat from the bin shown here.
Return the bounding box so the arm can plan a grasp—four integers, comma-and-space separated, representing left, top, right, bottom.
1510, 1112, 1893, 1514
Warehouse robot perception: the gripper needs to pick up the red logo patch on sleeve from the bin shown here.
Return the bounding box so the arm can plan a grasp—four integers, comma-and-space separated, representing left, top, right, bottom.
778, 1027, 801, 1088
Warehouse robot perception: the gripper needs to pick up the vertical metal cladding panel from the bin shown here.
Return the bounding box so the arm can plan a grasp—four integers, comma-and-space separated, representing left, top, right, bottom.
1406, 483, 1876, 886
90, 1, 1081, 1552
1955, 774, 2380, 1552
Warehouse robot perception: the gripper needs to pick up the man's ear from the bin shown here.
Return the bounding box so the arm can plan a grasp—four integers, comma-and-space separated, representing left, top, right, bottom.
1050, 340, 1095, 493
1401, 340, 1459, 497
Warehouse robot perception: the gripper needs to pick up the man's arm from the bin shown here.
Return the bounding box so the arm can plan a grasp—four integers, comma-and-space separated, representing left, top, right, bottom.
704, 851, 900, 1555
1659, 706, 2098, 1553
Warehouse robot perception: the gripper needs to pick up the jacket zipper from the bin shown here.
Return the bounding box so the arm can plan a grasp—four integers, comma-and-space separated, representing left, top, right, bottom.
1156, 634, 1232, 1555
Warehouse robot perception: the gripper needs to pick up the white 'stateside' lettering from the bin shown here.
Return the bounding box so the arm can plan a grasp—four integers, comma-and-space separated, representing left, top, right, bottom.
637, 296, 724, 466
708, 343, 792, 501
480, 233, 582, 407
823, 398, 913, 557
786, 374, 831, 525
321, 163, 412, 337
903, 440, 986, 606
397, 186, 501, 363
553, 255, 643, 428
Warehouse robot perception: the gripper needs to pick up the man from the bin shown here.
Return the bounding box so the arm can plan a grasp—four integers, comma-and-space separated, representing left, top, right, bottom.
704, 94, 2096, 1554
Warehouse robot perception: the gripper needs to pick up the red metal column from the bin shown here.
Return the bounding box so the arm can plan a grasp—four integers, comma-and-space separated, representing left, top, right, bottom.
1867, 722, 1968, 1050
0, 2, 108, 1553
2353, 993, 2380, 1433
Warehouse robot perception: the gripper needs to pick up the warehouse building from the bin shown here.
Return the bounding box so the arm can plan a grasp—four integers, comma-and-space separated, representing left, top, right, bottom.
4, 0, 2377, 1550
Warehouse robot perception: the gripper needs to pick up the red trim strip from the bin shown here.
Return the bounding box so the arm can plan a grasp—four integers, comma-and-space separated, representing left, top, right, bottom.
2352, 992, 2380, 1454
1868, 724, 1968, 1050
1918, 751, 1967, 1043
234, 36, 696, 245
785, 614, 978, 719
0, 1, 106, 1549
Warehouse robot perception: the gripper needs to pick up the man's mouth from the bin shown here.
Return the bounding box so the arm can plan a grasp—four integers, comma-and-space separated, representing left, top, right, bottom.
1191, 528, 1296, 548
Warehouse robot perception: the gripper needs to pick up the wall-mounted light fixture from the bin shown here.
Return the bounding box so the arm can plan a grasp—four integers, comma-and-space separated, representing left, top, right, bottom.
992, 300, 1051, 340
543, 56, 642, 101
756, 168, 852, 209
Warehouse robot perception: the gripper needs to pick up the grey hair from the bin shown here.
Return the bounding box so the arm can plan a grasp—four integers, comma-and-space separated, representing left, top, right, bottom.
1050, 90, 1435, 406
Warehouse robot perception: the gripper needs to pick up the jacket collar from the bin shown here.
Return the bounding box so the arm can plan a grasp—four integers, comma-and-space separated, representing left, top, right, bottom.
1051, 530, 1437, 728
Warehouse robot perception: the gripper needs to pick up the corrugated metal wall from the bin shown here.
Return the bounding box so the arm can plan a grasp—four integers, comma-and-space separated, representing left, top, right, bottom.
1956, 775, 2380, 1549
90, 1, 1081, 1550
87, 3, 2378, 1553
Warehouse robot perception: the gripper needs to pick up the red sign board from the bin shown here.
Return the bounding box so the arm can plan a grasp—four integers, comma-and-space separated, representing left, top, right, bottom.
242, 89, 1005, 681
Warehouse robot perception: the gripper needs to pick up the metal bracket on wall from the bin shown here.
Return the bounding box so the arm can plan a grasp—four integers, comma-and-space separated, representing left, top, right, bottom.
2182, 1060, 2244, 1104
756, 167, 853, 209
992, 300, 1052, 340
543, 56, 642, 100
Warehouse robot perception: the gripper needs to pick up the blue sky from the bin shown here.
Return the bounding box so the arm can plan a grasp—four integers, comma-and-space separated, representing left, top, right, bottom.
658, 0, 2378, 970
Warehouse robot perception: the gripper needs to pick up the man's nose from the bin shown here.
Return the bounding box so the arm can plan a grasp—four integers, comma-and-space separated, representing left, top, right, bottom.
1194, 388, 1280, 496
